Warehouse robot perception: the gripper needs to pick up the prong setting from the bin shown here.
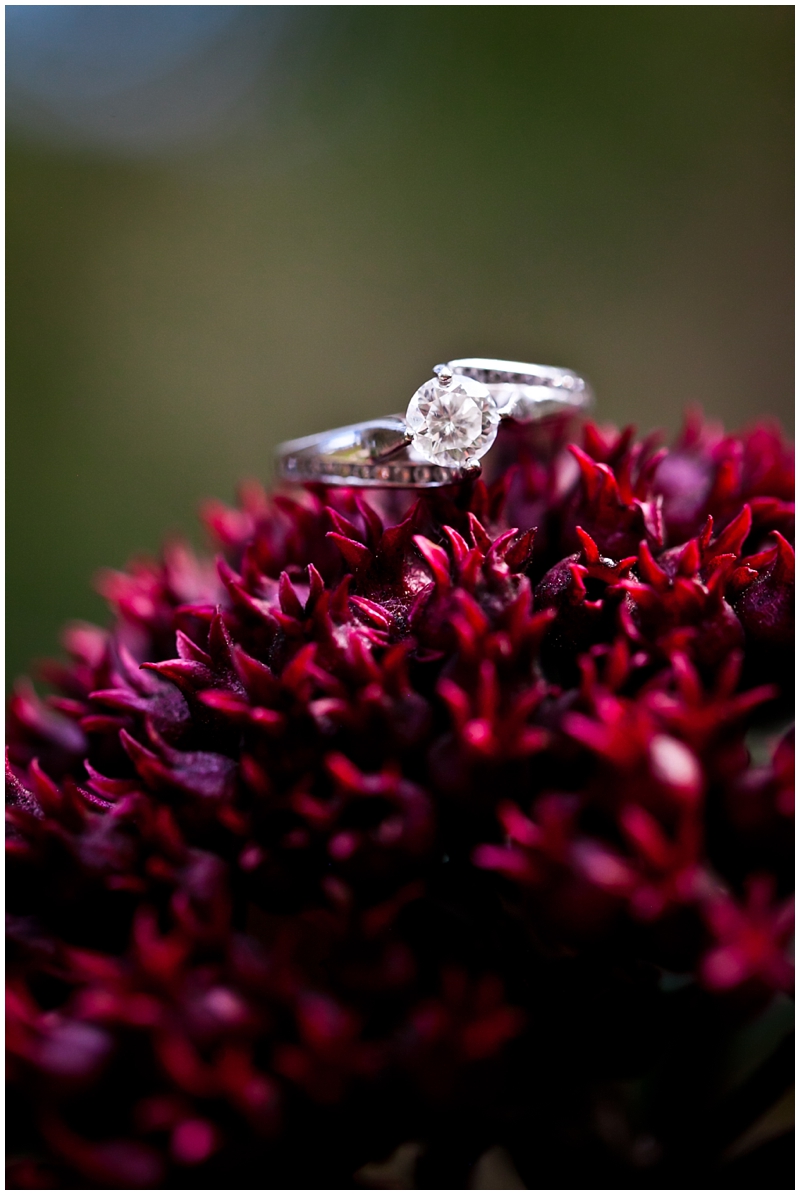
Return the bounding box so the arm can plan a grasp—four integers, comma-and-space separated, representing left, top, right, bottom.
405, 375, 499, 467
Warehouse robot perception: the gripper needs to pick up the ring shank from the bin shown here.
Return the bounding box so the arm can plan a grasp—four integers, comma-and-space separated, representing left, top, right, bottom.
276, 417, 476, 488
446, 357, 593, 420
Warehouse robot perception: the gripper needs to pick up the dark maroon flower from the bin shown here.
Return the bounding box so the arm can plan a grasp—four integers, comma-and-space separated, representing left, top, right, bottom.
652, 409, 794, 546
6, 409, 794, 1189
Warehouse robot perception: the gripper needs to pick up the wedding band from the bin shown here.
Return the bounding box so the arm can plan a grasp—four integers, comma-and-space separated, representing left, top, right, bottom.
276, 357, 593, 489
440, 357, 592, 421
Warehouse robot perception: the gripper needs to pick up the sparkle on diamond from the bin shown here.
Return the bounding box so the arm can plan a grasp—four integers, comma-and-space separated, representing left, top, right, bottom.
405, 376, 499, 467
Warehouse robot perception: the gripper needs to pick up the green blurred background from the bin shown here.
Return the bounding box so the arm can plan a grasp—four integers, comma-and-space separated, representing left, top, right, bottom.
6, 6, 793, 687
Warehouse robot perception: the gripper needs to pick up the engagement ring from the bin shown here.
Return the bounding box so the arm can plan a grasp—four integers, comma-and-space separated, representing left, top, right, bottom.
276, 357, 593, 488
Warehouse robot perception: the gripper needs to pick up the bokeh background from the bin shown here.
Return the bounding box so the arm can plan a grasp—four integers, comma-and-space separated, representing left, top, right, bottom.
6, 5, 793, 688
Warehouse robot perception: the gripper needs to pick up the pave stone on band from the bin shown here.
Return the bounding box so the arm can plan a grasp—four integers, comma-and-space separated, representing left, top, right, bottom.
276, 357, 593, 488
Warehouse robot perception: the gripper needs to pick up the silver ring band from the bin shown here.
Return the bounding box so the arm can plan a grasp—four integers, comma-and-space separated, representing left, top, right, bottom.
276, 357, 593, 489
441, 357, 592, 422
276, 417, 478, 488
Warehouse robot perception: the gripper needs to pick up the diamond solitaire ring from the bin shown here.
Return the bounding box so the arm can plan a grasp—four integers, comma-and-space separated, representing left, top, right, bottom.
276, 357, 593, 489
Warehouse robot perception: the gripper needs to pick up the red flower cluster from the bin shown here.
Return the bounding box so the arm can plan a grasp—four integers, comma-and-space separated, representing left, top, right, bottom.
6, 411, 793, 1188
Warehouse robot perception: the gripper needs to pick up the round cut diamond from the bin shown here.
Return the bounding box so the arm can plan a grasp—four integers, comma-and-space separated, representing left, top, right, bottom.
405, 375, 499, 467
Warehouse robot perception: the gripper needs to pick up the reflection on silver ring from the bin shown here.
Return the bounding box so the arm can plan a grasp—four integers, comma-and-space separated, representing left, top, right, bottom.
275, 356, 593, 489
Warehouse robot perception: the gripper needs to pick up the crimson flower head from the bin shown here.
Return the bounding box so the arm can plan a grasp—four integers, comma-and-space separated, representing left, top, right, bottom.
7, 409, 794, 1189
